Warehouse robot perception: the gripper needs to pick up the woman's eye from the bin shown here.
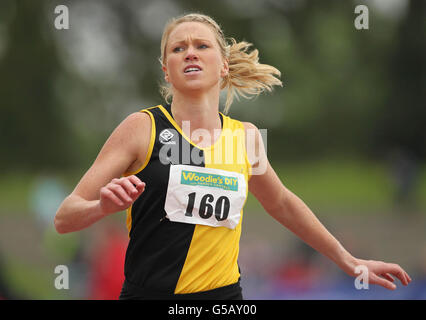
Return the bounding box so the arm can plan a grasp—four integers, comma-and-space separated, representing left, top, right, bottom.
172, 44, 208, 52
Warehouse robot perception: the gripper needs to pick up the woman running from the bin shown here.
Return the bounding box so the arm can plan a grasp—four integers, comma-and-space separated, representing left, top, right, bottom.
54, 13, 411, 300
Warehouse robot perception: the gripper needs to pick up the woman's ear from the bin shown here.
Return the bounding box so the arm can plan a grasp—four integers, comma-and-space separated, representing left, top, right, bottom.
220, 59, 229, 78
162, 64, 169, 83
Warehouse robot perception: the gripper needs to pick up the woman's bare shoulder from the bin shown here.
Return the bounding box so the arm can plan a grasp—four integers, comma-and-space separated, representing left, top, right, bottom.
99, 111, 152, 166
241, 121, 257, 131
123, 111, 151, 129
113, 111, 151, 140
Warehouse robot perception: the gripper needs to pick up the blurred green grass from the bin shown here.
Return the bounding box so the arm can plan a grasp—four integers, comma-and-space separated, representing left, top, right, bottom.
1, 159, 426, 216
277, 159, 395, 212
245, 158, 426, 215
0, 172, 33, 213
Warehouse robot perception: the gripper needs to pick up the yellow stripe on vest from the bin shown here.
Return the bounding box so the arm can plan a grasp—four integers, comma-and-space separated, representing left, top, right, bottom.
174, 116, 251, 293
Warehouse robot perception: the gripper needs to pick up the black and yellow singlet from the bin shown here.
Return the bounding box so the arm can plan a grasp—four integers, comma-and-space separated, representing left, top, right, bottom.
119, 104, 252, 300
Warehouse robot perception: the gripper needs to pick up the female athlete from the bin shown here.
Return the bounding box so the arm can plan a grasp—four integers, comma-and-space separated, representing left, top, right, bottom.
54, 13, 411, 299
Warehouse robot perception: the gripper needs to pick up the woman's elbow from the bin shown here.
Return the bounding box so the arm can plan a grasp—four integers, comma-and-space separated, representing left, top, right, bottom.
53, 198, 72, 234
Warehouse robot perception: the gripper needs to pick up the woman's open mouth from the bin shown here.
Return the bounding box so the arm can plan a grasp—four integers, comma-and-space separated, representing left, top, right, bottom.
184, 65, 202, 74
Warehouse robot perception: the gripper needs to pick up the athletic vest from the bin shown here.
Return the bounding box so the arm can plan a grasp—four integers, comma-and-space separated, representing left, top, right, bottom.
122, 104, 252, 296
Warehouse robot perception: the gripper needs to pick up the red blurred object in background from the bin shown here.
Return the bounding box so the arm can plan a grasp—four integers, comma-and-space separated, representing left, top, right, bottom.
88, 223, 128, 300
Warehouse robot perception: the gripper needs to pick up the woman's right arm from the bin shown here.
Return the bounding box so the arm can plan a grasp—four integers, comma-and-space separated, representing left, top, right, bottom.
54, 111, 152, 234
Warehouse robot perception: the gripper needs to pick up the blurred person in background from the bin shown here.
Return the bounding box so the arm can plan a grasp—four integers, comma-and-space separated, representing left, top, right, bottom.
389, 148, 420, 210
54, 13, 412, 300
273, 242, 322, 294
87, 222, 128, 300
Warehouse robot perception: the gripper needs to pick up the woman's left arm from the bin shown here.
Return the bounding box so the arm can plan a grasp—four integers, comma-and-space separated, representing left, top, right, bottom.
243, 122, 412, 290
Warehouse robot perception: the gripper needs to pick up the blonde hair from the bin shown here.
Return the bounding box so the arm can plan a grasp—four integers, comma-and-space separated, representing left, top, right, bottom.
159, 13, 282, 114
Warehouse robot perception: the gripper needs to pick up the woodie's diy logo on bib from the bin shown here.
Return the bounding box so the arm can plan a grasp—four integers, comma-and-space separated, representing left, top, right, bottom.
180, 170, 238, 191
165, 165, 247, 229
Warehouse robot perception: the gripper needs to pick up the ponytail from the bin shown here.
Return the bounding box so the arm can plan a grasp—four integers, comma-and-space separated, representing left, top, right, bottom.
222, 38, 282, 114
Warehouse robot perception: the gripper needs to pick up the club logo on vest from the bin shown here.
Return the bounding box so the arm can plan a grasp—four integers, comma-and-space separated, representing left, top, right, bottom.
159, 129, 176, 145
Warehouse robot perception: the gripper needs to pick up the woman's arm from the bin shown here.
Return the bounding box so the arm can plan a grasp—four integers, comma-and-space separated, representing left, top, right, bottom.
54, 112, 151, 234
243, 122, 412, 290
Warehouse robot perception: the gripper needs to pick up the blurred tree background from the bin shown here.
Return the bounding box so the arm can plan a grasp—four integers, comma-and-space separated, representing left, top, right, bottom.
1, 0, 424, 170
0, 0, 425, 299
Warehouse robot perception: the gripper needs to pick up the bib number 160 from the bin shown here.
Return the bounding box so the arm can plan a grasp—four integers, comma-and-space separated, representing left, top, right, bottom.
185, 192, 230, 221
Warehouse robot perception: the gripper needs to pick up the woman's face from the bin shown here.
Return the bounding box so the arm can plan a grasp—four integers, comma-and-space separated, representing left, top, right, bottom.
163, 22, 228, 96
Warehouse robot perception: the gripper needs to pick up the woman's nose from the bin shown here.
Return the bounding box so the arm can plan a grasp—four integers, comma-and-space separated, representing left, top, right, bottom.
185, 47, 198, 61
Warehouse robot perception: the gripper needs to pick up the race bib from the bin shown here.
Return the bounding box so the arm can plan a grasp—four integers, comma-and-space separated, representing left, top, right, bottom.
164, 165, 247, 229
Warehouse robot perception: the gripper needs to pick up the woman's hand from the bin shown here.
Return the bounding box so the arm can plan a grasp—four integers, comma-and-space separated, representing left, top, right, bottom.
99, 175, 146, 216
349, 258, 412, 290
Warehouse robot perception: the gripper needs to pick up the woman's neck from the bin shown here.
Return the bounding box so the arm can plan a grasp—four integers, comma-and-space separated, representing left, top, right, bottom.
170, 90, 222, 131
170, 89, 223, 147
